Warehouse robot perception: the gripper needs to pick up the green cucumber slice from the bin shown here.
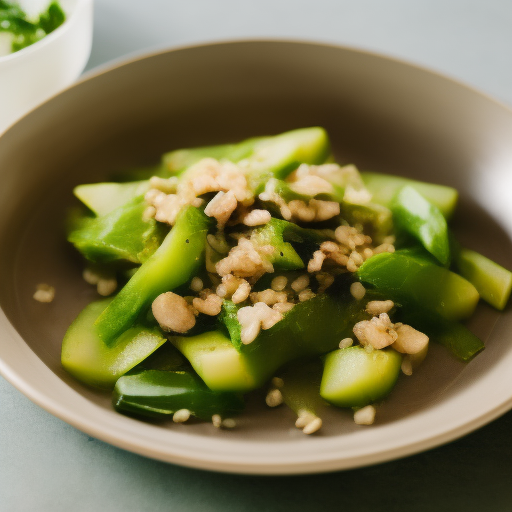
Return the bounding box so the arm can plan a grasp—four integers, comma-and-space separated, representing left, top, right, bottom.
74, 181, 150, 216
320, 346, 402, 408
61, 299, 166, 389
455, 248, 512, 310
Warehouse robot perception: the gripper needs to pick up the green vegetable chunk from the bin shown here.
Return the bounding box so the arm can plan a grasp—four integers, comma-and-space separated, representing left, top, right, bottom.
247, 127, 330, 191
320, 346, 402, 408
455, 248, 512, 311
174, 293, 373, 392
68, 196, 165, 264
61, 299, 166, 389
392, 186, 450, 265
250, 218, 309, 270
74, 181, 150, 216
95, 206, 210, 345
361, 172, 458, 219
113, 369, 244, 420
357, 249, 479, 321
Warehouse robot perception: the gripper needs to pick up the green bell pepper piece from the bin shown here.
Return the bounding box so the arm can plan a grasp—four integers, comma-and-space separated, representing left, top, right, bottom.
68, 196, 166, 265
113, 369, 244, 420
391, 186, 450, 265
250, 218, 311, 270
61, 299, 166, 389
94, 206, 211, 346
361, 171, 458, 219
357, 249, 479, 321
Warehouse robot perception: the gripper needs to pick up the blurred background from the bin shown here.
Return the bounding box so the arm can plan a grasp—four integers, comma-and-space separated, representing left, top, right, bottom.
2, 1, 512, 511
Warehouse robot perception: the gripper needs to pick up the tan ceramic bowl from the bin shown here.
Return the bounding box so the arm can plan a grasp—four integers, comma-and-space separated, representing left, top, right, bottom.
1, 41, 512, 474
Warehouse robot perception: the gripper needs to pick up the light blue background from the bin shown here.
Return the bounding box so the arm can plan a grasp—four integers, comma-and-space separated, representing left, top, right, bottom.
3, 1, 512, 510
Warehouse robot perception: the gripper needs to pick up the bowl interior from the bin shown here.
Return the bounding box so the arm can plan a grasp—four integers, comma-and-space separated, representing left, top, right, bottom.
1, 41, 512, 473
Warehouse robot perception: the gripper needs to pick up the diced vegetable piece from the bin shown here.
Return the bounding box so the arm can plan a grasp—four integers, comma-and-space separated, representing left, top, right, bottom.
392, 186, 450, 265
246, 127, 331, 191
250, 219, 305, 270
175, 293, 373, 392
172, 331, 259, 393
94, 206, 210, 345
74, 181, 150, 216
361, 172, 458, 219
67, 196, 166, 264
320, 346, 402, 408
113, 369, 244, 420
357, 250, 479, 321
455, 248, 512, 310
61, 299, 166, 389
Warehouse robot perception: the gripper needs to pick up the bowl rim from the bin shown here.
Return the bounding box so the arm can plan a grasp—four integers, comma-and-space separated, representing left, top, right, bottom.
1, 39, 512, 474
0, 0, 93, 64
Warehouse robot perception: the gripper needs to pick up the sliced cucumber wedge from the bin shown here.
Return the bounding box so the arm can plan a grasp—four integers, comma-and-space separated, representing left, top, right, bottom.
61, 299, 166, 389
320, 346, 402, 408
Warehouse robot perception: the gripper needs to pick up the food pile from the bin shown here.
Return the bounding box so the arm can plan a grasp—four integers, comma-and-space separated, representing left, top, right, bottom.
57, 127, 512, 433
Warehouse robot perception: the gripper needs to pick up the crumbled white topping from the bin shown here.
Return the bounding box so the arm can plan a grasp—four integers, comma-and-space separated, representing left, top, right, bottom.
173, 409, 191, 423
193, 292, 223, 316
152, 292, 196, 333
237, 302, 283, 344
339, 337, 354, 349
190, 277, 204, 292
33, 284, 55, 303
354, 405, 376, 425
242, 209, 272, 226
353, 313, 398, 349
271, 275, 288, 291
366, 300, 394, 316
350, 282, 366, 300
291, 275, 310, 292
265, 388, 283, 407
393, 324, 429, 354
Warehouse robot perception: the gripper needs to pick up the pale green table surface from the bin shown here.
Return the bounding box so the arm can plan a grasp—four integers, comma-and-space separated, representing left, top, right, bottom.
2, 1, 512, 510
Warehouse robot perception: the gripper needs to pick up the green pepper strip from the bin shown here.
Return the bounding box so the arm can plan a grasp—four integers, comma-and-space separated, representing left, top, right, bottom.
95, 206, 211, 346
113, 369, 244, 420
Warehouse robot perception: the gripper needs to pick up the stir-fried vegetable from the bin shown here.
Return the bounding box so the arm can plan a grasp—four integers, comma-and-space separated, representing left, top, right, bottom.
58, 127, 511, 432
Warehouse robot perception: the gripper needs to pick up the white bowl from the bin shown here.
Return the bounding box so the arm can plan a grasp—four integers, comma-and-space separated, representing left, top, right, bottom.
0, 0, 93, 134
1, 41, 512, 474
